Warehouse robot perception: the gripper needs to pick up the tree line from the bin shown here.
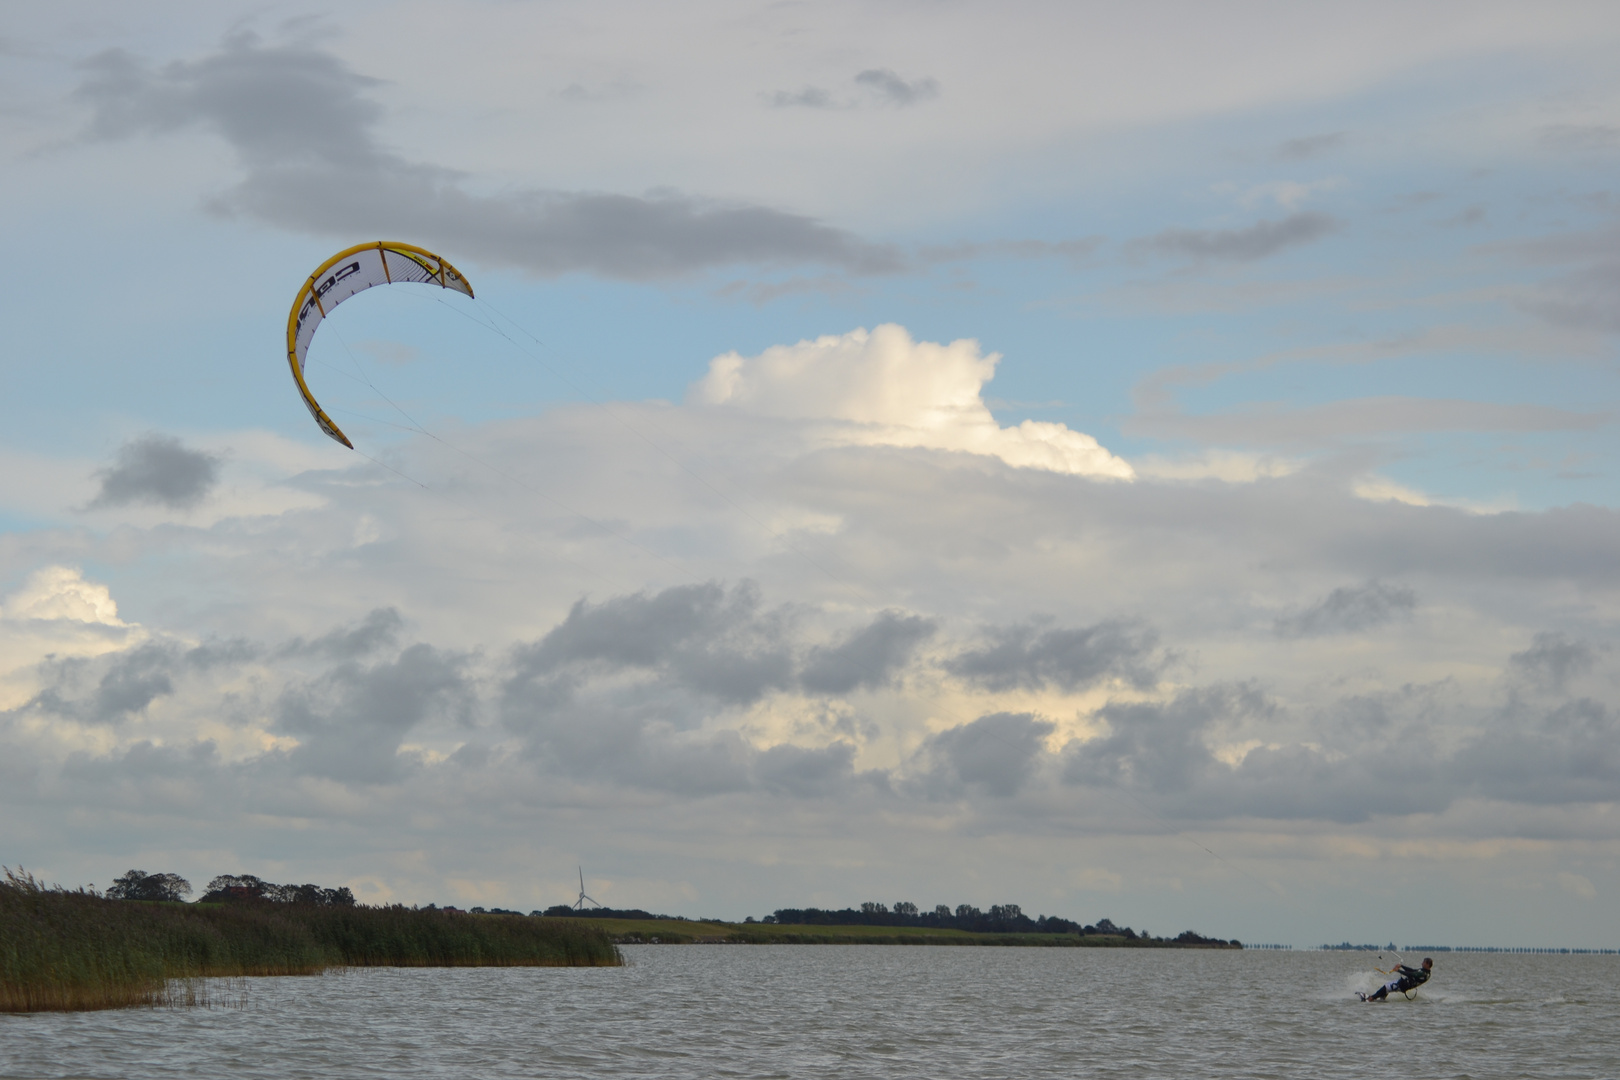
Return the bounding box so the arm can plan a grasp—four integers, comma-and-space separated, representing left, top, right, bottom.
763, 902, 1237, 945
766, 901, 1110, 935
105, 870, 354, 907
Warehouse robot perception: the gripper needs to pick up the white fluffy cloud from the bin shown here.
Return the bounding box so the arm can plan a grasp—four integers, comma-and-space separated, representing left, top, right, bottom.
690, 324, 1135, 479
0, 566, 142, 710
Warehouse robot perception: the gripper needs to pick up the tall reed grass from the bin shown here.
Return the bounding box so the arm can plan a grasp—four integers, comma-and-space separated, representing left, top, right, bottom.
1, 869, 619, 1012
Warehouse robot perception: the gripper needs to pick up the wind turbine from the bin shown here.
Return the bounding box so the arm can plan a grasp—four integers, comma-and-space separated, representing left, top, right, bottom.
572, 866, 603, 911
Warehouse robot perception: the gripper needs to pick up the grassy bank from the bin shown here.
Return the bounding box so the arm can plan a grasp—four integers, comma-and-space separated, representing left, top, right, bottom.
1, 873, 620, 1013
573, 917, 1238, 948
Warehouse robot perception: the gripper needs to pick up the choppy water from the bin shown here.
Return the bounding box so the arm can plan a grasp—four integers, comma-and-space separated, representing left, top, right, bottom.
3, 947, 1617, 1079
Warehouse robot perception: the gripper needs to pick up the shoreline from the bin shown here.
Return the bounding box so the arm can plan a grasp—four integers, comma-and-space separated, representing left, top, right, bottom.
564, 917, 1242, 948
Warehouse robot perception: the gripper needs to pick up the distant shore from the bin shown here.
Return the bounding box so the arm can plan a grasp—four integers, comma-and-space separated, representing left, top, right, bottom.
564, 916, 1242, 948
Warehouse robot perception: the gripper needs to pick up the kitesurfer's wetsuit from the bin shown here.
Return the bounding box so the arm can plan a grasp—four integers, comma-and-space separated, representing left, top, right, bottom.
1363, 964, 1430, 1001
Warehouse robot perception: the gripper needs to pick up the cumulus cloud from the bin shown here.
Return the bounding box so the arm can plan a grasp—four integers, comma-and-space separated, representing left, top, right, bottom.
1136, 212, 1339, 262
0, 567, 141, 710
946, 620, 1167, 692
800, 611, 936, 695
8, 321, 1620, 916
275, 642, 472, 783
1452, 697, 1620, 807
689, 324, 1135, 478
505, 581, 794, 708
75, 36, 899, 280
89, 434, 219, 510
276, 608, 404, 662
28, 643, 178, 726
1064, 685, 1269, 794
1509, 632, 1597, 694
6, 550, 1620, 912
912, 712, 1055, 797
755, 740, 860, 797
0, 565, 127, 626
1274, 581, 1417, 638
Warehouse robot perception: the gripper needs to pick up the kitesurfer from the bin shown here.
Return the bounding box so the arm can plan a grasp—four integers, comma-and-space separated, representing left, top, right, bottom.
1358, 957, 1432, 1001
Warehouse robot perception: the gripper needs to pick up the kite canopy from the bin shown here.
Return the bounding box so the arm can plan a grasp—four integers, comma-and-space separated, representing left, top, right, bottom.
285, 241, 475, 448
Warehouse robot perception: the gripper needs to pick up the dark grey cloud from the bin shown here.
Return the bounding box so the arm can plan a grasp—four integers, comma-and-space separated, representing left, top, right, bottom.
1048, 657, 1620, 822
276, 608, 403, 661
497, 585, 919, 796
800, 611, 936, 695
1065, 685, 1267, 794
945, 619, 1166, 693
915, 712, 1055, 797
76, 36, 900, 280
854, 69, 938, 106
1275, 132, 1346, 160
20, 638, 258, 727
89, 434, 219, 510
506, 581, 793, 708
1136, 212, 1339, 262
1457, 697, 1620, 806
29, 644, 177, 726
1274, 581, 1417, 638
275, 643, 472, 783
755, 741, 859, 797
1208, 739, 1445, 822
1055, 682, 1449, 823
9, 572, 1620, 829
1509, 631, 1596, 694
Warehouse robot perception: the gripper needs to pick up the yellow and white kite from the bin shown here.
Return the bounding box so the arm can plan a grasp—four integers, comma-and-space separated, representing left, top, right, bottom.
285, 241, 474, 448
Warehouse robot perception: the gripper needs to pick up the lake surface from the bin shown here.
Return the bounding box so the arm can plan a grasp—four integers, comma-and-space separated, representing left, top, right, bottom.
3, 946, 1616, 1079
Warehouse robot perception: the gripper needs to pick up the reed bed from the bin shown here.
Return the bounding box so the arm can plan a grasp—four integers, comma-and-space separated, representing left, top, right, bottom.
1, 870, 620, 1012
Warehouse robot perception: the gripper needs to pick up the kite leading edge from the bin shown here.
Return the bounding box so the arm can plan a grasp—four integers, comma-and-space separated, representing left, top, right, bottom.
285, 241, 475, 448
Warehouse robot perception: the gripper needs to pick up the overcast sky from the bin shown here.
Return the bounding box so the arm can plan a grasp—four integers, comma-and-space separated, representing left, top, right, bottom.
3, 1, 1619, 947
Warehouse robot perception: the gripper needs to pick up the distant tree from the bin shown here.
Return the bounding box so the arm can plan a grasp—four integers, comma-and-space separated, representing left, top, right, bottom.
199, 874, 354, 905
107, 870, 192, 902
860, 901, 889, 916
202, 874, 268, 902
955, 904, 981, 922
933, 904, 952, 920
893, 901, 918, 918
